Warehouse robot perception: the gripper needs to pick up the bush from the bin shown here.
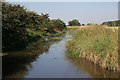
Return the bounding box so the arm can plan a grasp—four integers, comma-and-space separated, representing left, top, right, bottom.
2, 2, 66, 52
48, 19, 66, 33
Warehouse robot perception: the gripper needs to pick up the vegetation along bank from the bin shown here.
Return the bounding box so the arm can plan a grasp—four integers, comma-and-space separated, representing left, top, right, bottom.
66, 25, 119, 71
2, 2, 66, 52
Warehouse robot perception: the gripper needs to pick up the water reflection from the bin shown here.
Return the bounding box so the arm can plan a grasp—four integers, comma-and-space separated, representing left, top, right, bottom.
3, 36, 63, 78
3, 32, 120, 78
66, 56, 120, 78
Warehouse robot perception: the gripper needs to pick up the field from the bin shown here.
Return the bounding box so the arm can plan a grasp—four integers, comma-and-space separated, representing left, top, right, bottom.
67, 26, 88, 29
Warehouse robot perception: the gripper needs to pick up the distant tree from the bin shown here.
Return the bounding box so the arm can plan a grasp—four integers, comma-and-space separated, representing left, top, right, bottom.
94, 24, 98, 25
101, 20, 120, 27
82, 24, 85, 26
48, 19, 66, 33
87, 23, 93, 25
68, 19, 81, 26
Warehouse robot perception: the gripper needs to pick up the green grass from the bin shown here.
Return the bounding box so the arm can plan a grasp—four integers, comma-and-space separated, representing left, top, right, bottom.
66, 25, 119, 71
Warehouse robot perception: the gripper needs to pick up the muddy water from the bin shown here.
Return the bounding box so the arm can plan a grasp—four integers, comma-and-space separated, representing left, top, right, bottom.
3, 32, 120, 78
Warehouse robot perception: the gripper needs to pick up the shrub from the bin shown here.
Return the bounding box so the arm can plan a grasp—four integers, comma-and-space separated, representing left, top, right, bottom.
2, 2, 66, 52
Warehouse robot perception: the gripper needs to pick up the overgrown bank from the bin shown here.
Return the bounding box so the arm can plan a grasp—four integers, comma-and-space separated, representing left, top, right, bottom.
2, 2, 66, 52
66, 25, 119, 71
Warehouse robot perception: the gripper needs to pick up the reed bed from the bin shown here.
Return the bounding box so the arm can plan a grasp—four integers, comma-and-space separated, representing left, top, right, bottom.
66, 25, 119, 71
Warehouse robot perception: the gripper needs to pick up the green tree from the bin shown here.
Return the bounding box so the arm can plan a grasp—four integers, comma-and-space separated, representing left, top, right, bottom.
68, 19, 81, 26
48, 19, 66, 33
2, 2, 49, 51
2, 2, 66, 52
82, 24, 85, 26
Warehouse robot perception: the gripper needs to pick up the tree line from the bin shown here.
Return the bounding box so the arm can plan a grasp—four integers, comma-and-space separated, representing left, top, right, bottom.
101, 20, 120, 27
2, 2, 66, 52
68, 19, 120, 27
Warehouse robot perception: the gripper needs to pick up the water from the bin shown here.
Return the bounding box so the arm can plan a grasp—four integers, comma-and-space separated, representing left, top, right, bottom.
3, 32, 120, 78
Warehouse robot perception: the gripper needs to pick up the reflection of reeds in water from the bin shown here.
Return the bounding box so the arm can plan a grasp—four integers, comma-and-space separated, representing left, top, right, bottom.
67, 55, 120, 78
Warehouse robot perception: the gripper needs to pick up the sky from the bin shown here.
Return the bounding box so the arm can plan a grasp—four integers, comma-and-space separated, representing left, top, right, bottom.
9, 2, 118, 25
5, 0, 120, 2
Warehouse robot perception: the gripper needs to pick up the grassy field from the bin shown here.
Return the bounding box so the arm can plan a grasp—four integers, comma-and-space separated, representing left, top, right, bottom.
66, 25, 119, 71
67, 26, 87, 29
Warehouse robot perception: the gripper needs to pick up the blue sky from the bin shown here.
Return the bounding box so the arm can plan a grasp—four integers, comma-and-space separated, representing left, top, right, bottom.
11, 2, 118, 25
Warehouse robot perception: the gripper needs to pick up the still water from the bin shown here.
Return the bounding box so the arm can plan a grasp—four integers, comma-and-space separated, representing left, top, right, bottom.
3, 32, 120, 78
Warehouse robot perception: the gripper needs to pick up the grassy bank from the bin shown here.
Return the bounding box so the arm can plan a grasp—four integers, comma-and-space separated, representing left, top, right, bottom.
66, 25, 119, 71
